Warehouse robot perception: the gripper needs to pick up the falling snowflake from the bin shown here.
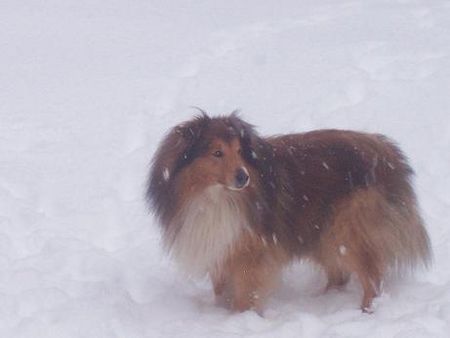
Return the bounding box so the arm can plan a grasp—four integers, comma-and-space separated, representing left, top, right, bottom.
251, 291, 260, 299
163, 167, 170, 181
261, 236, 268, 247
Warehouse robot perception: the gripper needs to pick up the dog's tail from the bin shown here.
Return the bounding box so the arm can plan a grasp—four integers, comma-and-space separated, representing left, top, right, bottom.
332, 187, 431, 277
318, 186, 431, 310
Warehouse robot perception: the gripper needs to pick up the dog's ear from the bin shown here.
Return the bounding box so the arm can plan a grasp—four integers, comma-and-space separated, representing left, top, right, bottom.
229, 112, 274, 169
147, 114, 210, 218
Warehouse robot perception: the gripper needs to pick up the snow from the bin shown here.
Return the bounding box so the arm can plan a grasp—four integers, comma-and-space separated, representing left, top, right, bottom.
1, 0, 450, 337
162, 168, 170, 182
272, 233, 278, 245
339, 245, 347, 256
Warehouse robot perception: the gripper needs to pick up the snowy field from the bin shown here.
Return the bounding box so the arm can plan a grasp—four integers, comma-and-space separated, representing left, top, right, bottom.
1, 0, 450, 337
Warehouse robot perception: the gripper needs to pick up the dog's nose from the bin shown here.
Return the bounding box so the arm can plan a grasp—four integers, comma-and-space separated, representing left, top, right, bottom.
235, 168, 249, 189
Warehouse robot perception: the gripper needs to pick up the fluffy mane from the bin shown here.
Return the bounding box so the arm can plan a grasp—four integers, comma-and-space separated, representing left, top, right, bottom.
146, 112, 287, 243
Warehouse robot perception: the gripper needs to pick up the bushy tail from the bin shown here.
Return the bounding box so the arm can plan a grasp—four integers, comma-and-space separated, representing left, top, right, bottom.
333, 187, 431, 278
318, 187, 431, 310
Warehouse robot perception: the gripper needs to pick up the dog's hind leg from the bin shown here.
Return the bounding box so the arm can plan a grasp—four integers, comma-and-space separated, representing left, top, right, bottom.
325, 265, 350, 291
312, 243, 350, 291
318, 188, 392, 311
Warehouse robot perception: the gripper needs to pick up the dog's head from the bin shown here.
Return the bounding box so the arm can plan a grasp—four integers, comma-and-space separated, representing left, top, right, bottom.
153, 112, 253, 191
191, 133, 250, 191
147, 111, 275, 221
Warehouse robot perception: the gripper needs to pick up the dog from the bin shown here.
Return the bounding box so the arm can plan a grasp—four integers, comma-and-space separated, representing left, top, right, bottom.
147, 111, 431, 313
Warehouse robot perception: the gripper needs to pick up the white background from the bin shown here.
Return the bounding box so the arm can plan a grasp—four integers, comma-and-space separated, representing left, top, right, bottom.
1, 1, 450, 337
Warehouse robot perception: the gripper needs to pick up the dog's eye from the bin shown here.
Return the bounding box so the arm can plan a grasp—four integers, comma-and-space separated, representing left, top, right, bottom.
237, 148, 242, 155
213, 150, 223, 158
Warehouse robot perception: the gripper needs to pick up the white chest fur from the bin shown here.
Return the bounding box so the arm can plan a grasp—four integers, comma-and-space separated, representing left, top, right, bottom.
166, 185, 248, 277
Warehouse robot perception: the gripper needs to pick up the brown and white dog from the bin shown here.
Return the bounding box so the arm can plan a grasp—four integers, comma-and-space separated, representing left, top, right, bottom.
147, 112, 431, 313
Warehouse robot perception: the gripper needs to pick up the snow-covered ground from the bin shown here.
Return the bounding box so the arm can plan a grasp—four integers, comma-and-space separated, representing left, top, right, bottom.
1, 0, 450, 337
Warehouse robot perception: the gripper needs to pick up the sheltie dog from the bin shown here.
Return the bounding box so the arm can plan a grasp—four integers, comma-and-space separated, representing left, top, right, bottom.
147, 112, 431, 313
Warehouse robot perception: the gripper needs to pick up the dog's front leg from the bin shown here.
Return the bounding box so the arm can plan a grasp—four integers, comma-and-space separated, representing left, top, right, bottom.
227, 241, 284, 314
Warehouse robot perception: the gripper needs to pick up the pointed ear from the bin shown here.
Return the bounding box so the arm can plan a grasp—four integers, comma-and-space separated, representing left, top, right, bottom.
147, 114, 210, 218
229, 113, 277, 195
229, 113, 270, 164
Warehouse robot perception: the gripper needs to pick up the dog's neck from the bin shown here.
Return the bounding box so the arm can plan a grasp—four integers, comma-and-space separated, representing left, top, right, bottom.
166, 185, 248, 277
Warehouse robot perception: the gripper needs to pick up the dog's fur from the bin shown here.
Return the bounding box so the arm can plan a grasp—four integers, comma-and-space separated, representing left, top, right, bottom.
147, 112, 431, 313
